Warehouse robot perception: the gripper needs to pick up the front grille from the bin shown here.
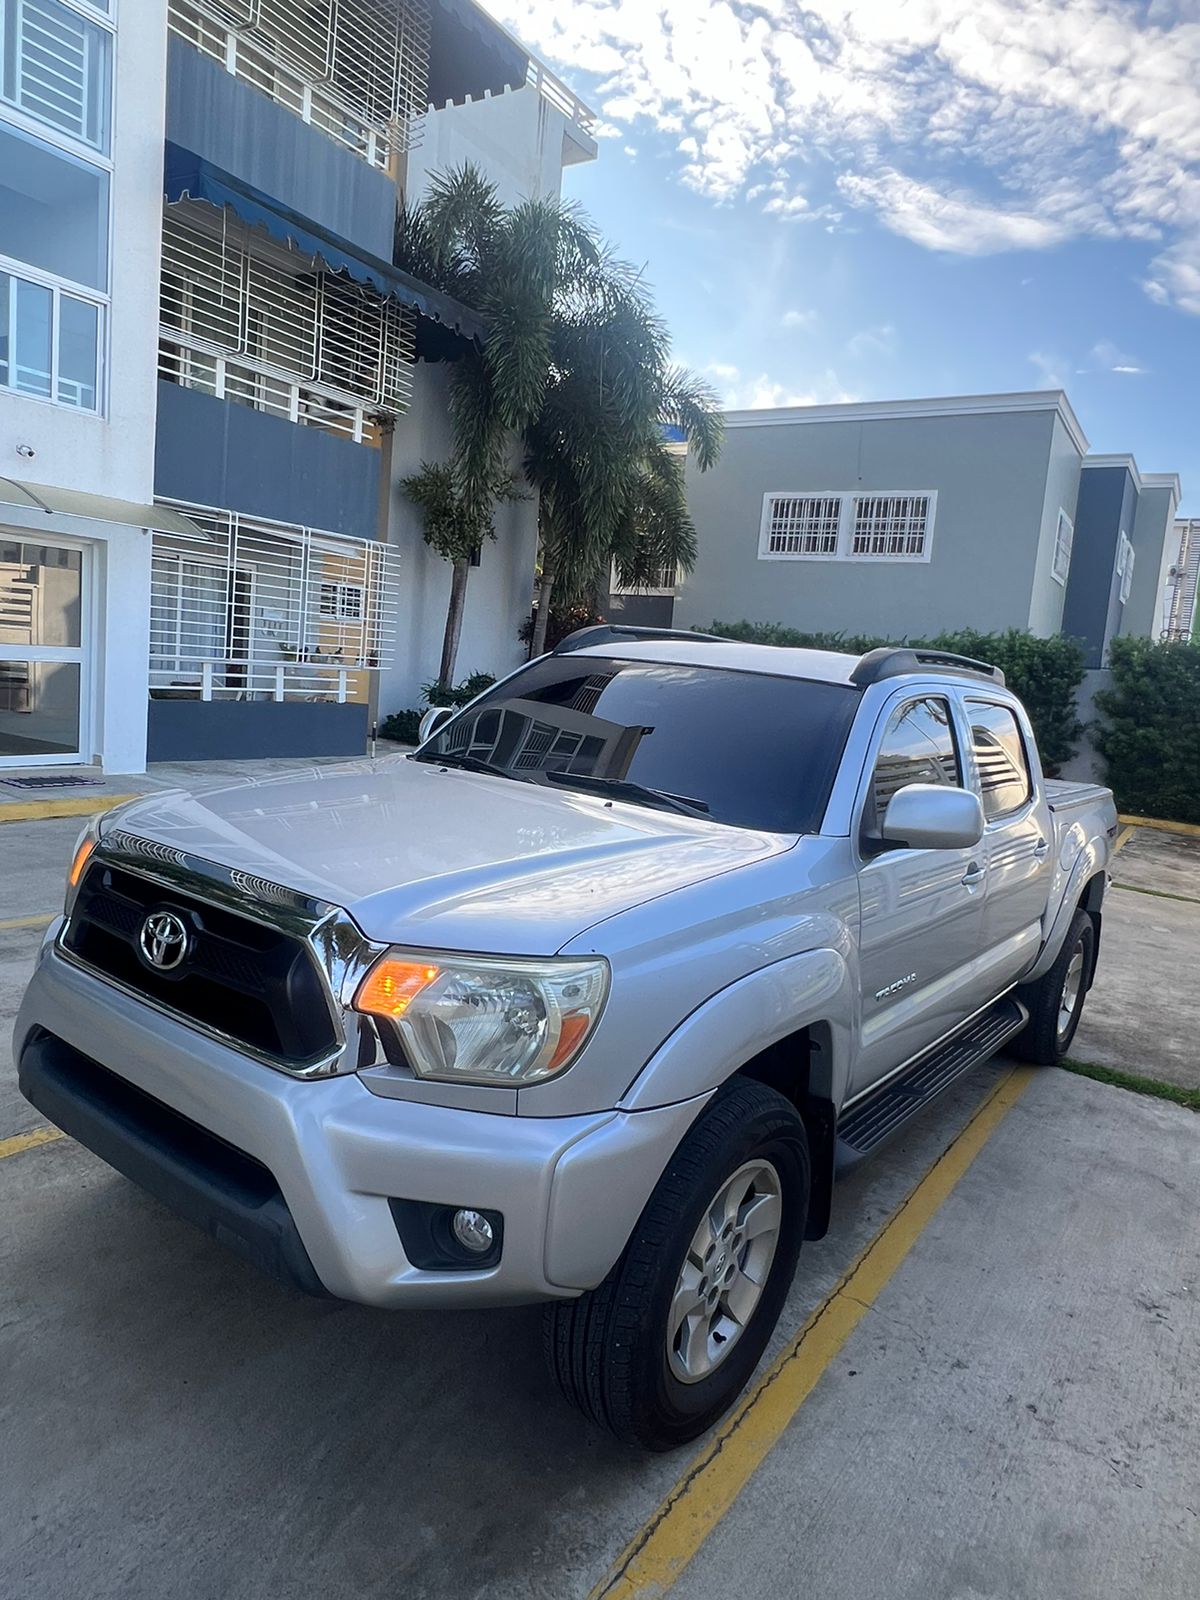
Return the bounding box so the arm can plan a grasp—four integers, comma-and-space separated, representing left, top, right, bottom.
62, 863, 340, 1065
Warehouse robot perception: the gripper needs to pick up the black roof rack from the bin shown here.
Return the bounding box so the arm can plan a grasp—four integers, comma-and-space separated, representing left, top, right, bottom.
552, 625, 724, 655
850, 647, 1005, 688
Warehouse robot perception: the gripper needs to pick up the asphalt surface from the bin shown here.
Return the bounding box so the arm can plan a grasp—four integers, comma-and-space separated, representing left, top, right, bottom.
2, 814, 1198, 1598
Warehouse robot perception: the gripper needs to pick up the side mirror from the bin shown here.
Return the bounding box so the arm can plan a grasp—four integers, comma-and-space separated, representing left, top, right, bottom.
881, 783, 985, 851
418, 705, 454, 744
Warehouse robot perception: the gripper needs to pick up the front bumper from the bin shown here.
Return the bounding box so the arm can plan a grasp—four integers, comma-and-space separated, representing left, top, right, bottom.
14, 938, 707, 1308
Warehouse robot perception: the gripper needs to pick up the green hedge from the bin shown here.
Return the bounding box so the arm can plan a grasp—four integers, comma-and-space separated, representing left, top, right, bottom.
379, 671, 497, 746
707, 621, 1086, 774
1094, 638, 1200, 823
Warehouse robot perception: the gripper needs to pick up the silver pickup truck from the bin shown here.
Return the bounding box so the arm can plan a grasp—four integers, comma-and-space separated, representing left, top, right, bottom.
16, 630, 1117, 1449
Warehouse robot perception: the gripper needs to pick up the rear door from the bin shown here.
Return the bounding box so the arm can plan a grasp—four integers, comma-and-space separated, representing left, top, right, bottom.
851, 690, 990, 1095
962, 698, 1055, 985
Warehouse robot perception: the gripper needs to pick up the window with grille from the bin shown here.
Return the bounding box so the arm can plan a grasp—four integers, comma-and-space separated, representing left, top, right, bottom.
1, 0, 113, 152
149, 502, 399, 702
159, 203, 415, 436
851, 494, 932, 558
761, 495, 841, 557
1051, 508, 1074, 584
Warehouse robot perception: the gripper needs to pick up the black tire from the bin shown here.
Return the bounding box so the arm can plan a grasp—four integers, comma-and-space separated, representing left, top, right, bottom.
543, 1077, 810, 1451
1014, 908, 1095, 1065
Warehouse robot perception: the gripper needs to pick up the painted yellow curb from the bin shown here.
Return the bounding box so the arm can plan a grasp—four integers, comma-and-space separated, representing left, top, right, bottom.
0, 914, 55, 932
1118, 813, 1200, 839
590, 1065, 1036, 1600
0, 792, 141, 824
0, 1125, 65, 1161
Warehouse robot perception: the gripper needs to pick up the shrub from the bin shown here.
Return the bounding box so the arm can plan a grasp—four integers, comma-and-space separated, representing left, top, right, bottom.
519, 603, 606, 653
380, 671, 497, 745
706, 621, 1086, 775
1094, 638, 1200, 823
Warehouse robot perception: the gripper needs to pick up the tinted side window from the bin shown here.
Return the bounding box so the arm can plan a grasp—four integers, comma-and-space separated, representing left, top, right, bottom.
968, 702, 1032, 820
870, 696, 960, 831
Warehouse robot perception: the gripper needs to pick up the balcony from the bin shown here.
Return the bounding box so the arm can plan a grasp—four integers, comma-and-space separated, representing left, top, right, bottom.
167, 0, 430, 171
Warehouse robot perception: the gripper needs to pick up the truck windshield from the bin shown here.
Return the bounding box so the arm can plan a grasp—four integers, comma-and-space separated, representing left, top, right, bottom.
415, 656, 861, 833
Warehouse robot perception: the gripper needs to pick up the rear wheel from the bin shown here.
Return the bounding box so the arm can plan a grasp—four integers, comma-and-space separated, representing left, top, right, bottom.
1014, 908, 1095, 1065
543, 1077, 810, 1451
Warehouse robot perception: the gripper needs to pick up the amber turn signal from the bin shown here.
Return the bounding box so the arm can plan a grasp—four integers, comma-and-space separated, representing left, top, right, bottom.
355, 959, 441, 1017
68, 837, 95, 888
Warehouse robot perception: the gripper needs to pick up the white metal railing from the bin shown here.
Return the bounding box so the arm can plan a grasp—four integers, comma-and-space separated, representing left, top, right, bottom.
149, 502, 401, 704
526, 57, 596, 138
167, 0, 431, 168
159, 202, 414, 437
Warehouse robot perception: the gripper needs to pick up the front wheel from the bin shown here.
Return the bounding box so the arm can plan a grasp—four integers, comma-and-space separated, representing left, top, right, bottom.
1014, 908, 1095, 1065
543, 1078, 810, 1450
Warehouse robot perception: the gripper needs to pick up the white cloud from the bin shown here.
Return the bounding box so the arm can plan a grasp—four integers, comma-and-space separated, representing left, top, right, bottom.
845, 322, 896, 359
1088, 340, 1148, 375
702, 361, 858, 410
479, 0, 1200, 313
782, 308, 817, 329
1029, 350, 1067, 389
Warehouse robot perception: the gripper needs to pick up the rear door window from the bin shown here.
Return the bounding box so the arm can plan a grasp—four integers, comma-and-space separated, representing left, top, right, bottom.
967, 702, 1032, 820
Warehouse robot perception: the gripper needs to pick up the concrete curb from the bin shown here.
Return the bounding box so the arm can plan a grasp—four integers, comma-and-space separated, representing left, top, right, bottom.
0, 793, 142, 825
1118, 813, 1200, 839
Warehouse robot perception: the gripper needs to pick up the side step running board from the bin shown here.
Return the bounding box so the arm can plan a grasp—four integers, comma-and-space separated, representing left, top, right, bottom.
836, 996, 1028, 1171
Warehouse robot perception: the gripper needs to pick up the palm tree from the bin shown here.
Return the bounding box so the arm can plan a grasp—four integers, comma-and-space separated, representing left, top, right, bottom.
395, 165, 723, 663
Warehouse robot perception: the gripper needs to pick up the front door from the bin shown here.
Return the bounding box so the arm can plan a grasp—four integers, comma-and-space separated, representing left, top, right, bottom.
0, 537, 88, 765
851, 691, 990, 1097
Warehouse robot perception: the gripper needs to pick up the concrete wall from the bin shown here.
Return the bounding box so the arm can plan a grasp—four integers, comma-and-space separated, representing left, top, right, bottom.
1028, 414, 1084, 637
406, 84, 579, 206
1058, 667, 1113, 786
165, 38, 395, 260
1064, 464, 1135, 667
674, 407, 1072, 640
147, 700, 368, 761
0, 12, 166, 504
154, 382, 380, 539
1123, 483, 1181, 642
377, 362, 537, 714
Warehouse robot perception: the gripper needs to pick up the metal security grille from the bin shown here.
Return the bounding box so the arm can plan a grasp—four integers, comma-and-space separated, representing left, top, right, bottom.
2, 0, 111, 150
167, 0, 431, 167
149, 501, 400, 703
851, 495, 931, 558
159, 203, 414, 439
765, 495, 841, 556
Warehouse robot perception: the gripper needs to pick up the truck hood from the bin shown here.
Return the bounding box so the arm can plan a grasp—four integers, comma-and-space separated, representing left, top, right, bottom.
108, 756, 791, 954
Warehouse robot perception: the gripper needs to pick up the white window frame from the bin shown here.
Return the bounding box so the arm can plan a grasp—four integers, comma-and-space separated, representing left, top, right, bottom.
757, 490, 937, 563
1051, 507, 1074, 586
0, 0, 117, 156
0, 251, 106, 412
1119, 544, 1135, 606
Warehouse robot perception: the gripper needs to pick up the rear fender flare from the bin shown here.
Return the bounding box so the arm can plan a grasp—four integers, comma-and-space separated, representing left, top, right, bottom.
1023, 837, 1108, 985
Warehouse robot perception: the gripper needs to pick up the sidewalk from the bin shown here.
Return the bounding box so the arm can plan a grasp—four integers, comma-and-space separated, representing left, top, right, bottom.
0, 745, 410, 823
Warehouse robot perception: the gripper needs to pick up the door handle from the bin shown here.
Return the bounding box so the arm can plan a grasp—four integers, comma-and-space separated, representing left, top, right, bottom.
1033, 837, 1050, 860
962, 863, 986, 886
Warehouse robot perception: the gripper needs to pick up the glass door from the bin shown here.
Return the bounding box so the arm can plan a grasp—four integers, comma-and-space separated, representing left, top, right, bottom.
0, 537, 88, 764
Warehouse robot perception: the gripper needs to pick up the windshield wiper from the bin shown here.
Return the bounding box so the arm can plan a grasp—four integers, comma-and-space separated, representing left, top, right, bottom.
410, 750, 523, 781
541, 771, 710, 818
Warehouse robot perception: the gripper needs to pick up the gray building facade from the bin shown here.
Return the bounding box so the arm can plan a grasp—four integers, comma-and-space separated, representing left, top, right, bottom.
672, 393, 1181, 659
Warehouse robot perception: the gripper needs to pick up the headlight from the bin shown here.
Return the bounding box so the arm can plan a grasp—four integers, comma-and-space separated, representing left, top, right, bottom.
353, 950, 609, 1086
64, 815, 105, 916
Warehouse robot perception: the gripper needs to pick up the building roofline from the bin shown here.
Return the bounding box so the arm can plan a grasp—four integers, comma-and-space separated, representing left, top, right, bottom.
721, 390, 1089, 456
1083, 453, 1144, 492
1143, 473, 1183, 508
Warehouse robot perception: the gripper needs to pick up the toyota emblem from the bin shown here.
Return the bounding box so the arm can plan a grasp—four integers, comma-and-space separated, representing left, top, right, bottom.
139, 910, 189, 972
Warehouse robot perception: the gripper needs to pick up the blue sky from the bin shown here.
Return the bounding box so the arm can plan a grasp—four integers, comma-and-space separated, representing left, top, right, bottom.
481, 0, 1199, 512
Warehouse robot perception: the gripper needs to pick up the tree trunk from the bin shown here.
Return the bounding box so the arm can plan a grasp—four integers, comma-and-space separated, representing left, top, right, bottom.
439, 557, 470, 689
529, 570, 556, 657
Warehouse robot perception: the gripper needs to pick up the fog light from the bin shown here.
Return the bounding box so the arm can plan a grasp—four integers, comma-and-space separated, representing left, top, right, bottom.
451, 1208, 495, 1254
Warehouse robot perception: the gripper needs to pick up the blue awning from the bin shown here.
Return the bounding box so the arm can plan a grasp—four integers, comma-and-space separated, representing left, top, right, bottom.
163, 142, 486, 341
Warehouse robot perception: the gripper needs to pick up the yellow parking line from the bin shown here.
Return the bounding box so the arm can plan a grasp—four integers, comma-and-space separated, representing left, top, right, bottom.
0, 793, 141, 824
0, 1125, 65, 1161
1112, 824, 1136, 856
1118, 813, 1200, 839
590, 1064, 1036, 1600
0, 913, 55, 931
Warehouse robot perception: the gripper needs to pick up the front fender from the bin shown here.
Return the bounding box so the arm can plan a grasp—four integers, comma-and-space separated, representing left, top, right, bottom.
618, 948, 855, 1112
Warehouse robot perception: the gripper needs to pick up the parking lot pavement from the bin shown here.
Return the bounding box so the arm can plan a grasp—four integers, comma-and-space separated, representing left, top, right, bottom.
3, 809, 1198, 1599
1074, 825, 1200, 1091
